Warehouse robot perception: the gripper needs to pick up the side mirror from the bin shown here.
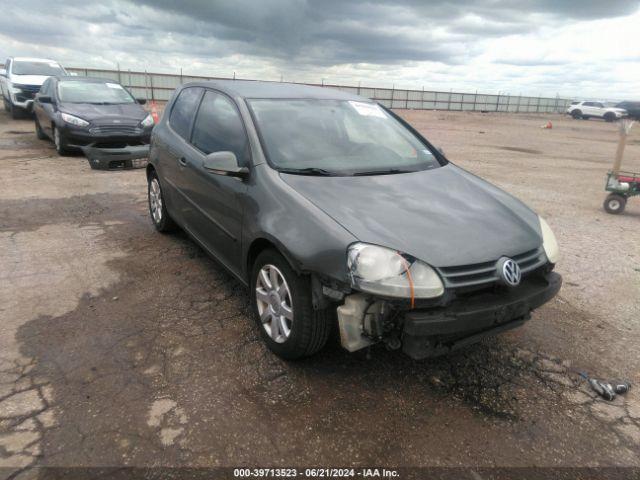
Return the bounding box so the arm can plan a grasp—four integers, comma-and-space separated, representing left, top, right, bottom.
137, 98, 147, 105
37, 95, 53, 104
0, 69, 6, 77
437, 146, 445, 155
203, 151, 248, 179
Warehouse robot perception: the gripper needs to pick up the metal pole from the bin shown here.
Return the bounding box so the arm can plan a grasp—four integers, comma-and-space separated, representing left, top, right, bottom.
180, 67, 183, 85
447, 89, 452, 111
149, 72, 155, 102
612, 120, 634, 175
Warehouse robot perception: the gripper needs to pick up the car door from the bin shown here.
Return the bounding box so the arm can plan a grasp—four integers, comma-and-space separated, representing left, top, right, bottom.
1, 59, 11, 100
593, 102, 605, 117
34, 78, 54, 136
581, 102, 594, 116
158, 86, 204, 222
178, 89, 250, 276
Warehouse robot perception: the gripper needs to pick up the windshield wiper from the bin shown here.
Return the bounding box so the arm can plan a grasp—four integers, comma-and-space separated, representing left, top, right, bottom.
352, 168, 416, 176
278, 167, 340, 176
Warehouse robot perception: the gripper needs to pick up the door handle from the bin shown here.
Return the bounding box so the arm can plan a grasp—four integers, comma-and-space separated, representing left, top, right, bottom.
178, 157, 188, 167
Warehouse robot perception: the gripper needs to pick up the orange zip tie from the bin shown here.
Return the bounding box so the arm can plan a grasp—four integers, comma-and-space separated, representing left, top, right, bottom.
398, 254, 415, 309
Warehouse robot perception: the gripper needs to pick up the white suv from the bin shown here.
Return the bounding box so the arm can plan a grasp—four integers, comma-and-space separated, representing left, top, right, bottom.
0, 57, 67, 118
566, 101, 627, 122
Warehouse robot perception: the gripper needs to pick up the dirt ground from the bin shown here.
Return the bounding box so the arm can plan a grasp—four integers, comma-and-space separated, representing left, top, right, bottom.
0, 108, 639, 478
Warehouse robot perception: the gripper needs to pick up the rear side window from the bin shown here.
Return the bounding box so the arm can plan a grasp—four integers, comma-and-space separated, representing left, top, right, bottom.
191, 90, 249, 164
169, 87, 203, 140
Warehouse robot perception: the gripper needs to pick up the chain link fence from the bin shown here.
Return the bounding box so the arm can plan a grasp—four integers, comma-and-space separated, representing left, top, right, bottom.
53, 66, 571, 113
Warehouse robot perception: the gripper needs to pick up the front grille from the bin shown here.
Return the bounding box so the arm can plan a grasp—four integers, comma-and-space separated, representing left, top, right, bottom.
14, 84, 41, 94
89, 124, 141, 136
437, 247, 546, 288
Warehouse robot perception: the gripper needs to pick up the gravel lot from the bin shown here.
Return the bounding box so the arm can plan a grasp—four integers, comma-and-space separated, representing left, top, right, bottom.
0, 108, 639, 476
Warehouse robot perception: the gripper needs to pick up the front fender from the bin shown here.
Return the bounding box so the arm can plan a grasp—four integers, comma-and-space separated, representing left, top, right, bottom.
241, 164, 357, 283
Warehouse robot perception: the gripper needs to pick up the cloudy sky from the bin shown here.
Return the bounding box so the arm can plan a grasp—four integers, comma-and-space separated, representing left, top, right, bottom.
1, 0, 639, 98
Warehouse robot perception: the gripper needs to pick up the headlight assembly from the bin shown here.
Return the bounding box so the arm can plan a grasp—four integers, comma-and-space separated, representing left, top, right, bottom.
539, 216, 559, 264
140, 113, 154, 128
347, 243, 444, 301
60, 112, 89, 127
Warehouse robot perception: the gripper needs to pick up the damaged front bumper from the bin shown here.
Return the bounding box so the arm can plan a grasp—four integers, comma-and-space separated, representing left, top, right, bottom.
336, 271, 562, 359
80, 144, 150, 170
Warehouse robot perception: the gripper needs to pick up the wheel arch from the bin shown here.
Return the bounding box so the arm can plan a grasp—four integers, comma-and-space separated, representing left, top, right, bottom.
245, 235, 302, 283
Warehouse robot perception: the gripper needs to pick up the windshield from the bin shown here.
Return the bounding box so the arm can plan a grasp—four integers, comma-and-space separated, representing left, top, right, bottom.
248, 99, 442, 175
58, 81, 136, 104
12, 61, 65, 76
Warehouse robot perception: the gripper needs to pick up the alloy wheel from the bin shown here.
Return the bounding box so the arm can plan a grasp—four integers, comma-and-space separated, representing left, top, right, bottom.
149, 178, 163, 223
255, 264, 293, 343
54, 128, 61, 151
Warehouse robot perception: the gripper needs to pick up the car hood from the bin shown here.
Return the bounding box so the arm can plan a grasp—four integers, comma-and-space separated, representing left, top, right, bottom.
280, 164, 542, 267
9, 74, 50, 86
59, 102, 147, 123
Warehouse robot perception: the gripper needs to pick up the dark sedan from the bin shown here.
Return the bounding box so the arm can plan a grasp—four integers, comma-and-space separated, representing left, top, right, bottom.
147, 80, 561, 360
616, 101, 640, 120
33, 76, 154, 169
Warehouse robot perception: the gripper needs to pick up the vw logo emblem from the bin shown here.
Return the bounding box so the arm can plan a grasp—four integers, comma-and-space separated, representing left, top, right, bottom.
497, 257, 521, 287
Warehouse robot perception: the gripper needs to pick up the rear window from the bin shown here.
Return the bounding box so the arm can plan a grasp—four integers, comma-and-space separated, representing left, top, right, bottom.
169, 87, 203, 140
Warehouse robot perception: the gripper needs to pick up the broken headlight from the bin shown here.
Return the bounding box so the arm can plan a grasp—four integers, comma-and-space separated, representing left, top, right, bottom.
347, 243, 444, 299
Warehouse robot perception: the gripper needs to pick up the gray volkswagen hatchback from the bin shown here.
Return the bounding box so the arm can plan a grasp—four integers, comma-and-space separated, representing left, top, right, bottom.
147, 80, 561, 360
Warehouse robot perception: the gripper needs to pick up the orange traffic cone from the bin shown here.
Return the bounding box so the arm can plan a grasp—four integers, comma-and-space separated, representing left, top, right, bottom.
541, 120, 552, 129
150, 101, 160, 124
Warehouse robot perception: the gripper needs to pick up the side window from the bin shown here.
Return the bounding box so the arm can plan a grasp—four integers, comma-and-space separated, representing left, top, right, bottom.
169, 87, 203, 140
191, 90, 249, 164
40, 79, 51, 96
595, 102, 604, 108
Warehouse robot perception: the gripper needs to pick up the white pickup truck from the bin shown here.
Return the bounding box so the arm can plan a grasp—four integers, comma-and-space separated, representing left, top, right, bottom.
566, 101, 627, 122
0, 57, 67, 118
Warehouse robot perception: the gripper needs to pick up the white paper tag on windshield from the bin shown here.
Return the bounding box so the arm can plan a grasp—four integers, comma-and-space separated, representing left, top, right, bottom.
106, 83, 123, 89
48, 63, 58, 68
349, 101, 386, 118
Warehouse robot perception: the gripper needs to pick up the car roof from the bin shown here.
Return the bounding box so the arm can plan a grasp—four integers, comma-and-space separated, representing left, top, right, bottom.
181, 79, 368, 102
11, 57, 61, 64
54, 76, 119, 84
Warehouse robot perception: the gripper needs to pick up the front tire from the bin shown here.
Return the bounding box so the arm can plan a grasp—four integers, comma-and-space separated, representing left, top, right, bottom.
148, 171, 177, 232
9, 101, 22, 119
35, 118, 47, 140
571, 110, 582, 119
251, 249, 332, 359
53, 126, 71, 155
604, 194, 626, 214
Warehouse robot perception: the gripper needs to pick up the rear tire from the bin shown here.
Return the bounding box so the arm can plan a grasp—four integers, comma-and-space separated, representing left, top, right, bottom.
604, 112, 616, 122
35, 118, 47, 140
148, 170, 177, 232
251, 249, 332, 359
604, 194, 626, 214
3, 97, 9, 112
